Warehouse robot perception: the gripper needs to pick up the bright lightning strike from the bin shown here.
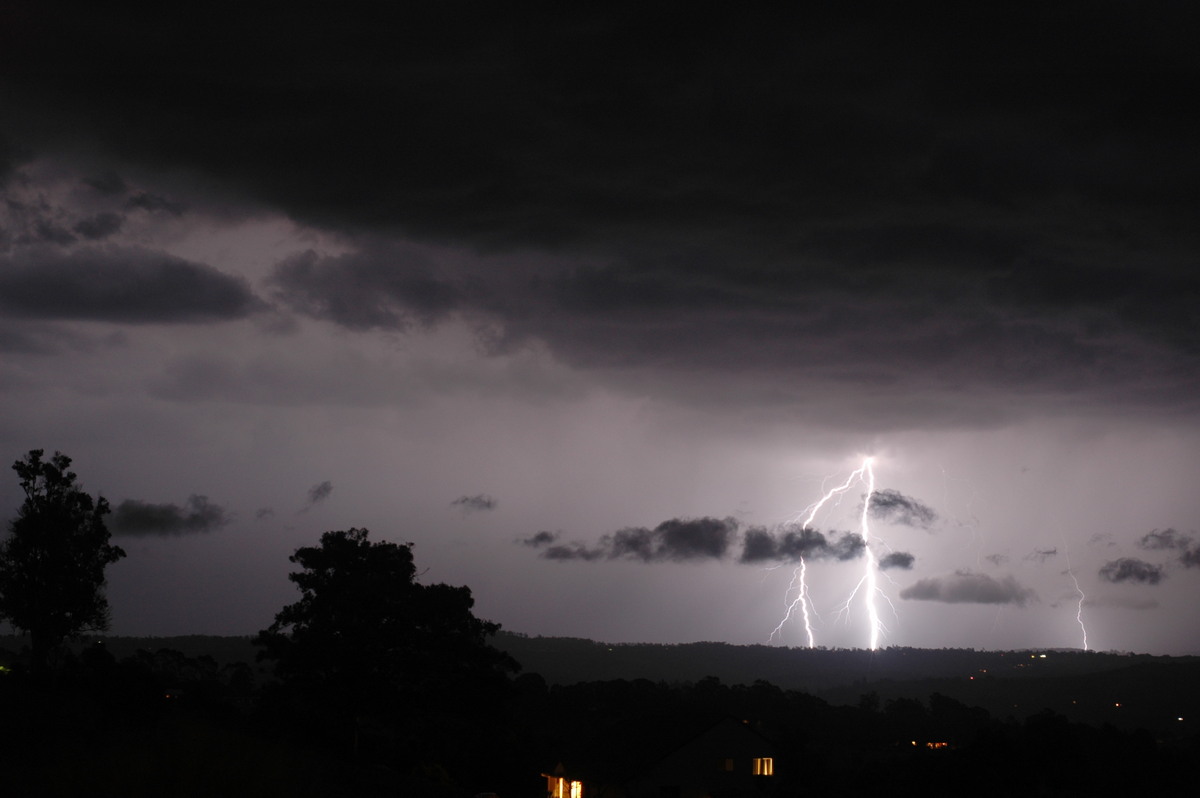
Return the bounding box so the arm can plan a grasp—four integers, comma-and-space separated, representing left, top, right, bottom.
773, 456, 888, 650
860, 458, 882, 650
769, 558, 814, 648
1063, 541, 1089, 651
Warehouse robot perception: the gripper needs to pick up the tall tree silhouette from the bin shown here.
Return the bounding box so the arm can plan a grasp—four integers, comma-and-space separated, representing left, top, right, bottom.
256, 528, 517, 762
0, 450, 126, 671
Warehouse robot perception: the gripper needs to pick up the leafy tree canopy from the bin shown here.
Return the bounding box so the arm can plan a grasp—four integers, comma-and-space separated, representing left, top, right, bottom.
0, 449, 126, 667
257, 528, 517, 718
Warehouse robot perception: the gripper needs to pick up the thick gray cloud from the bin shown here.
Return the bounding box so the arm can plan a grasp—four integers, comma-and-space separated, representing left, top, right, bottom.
537, 518, 868, 566
125, 191, 185, 216
868, 489, 937, 529
111, 495, 230, 536
1099, 558, 1165, 585
269, 247, 460, 331
879, 551, 916, 571
72, 212, 123, 241
521, 531, 558, 548
0, 246, 262, 323
451, 494, 497, 513
4, 6, 1199, 427
306, 481, 333, 506
536, 517, 738, 563
1137, 528, 1191, 551
900, 572, 1036, 606
740, 524, 864, 564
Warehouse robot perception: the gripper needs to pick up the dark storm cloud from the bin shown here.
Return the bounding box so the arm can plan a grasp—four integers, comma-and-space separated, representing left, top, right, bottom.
1180, 547, 1200, 569
1025, 548, 1057, 563
540, 519, 868, 565
521, 531, 558, 548
868, 489, 937, 529
0, 246, 263, 323
269, 247, 460, 331
7, 6, 1200, 422
879, 551, 916, 571
739, 524, 866, 564
900, 572, 1036, 606
537, 517, 738, 563
1099, 558, 1164, 585
740, 526, 826, 563
111, 495, 230, 536
125, 191, 185, 216
1137, 528, 1191, 551
984, 553, 1008, 567
541, 542, 604, 563
72, 211, 123, 240
451, 494, 497, 513
306, 481, 333, 506
83, 172, 128, 196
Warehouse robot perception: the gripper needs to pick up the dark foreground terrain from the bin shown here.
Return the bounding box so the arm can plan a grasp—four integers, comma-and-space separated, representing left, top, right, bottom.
1, 634, 1195, 797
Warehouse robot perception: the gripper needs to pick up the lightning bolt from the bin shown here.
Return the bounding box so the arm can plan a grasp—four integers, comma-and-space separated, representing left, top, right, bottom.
772, 456, 887, 650
769, 558, 815, 647
1063, 540, 1089, 651
859, 457, 883, 650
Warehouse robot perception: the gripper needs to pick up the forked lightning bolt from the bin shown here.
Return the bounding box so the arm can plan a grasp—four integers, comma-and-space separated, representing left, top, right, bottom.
771, 456, 887, 650
768, 558, 814, 647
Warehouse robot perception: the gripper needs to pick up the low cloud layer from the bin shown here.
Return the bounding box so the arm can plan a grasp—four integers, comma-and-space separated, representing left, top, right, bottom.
869, 489, 937, 529
451, 494, 498, 513
1137, 528, 1191, 550
740, 524, 865, 564
1099, 558, 1164, 585
306, 481, 333, 505
524, 518, 875, 566
541, 517, 738, 563
111, 495, 230, 536
0, 246, 262, 323
879, 551, 916, 571
900, 571, 1036, 606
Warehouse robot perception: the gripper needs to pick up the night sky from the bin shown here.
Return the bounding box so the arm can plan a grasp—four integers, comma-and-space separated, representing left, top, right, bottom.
3, 5, 1200, 654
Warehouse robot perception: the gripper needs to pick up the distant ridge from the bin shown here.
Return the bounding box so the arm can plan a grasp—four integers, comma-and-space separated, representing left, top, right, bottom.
4, 632, 1197, 733
491, 631, 1195, 690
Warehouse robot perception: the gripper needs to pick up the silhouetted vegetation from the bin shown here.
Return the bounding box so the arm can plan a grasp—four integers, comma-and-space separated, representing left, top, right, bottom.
0, 449, 125, 673
255, 528, 519, 790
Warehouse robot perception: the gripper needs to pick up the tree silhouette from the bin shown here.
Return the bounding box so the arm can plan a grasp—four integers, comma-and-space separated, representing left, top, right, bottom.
256, 528, 518, 761
0, 449, 126, 671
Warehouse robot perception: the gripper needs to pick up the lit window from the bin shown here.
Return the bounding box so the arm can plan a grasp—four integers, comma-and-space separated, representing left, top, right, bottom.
752, 758, 774, 776
570, 780, 583, 798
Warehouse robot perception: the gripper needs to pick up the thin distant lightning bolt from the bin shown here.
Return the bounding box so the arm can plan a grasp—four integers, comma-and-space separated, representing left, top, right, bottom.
1063, 540, 1089, 651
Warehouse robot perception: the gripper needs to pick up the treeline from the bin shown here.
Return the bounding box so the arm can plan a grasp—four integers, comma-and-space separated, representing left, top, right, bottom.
2, 641, 1195, 797
495, 634, 1200, 734
493, 633, 1195, 690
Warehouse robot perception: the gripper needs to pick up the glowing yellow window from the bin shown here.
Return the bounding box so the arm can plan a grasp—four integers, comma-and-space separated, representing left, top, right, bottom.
752, 758, 774, 776
569, 780, 583, 798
